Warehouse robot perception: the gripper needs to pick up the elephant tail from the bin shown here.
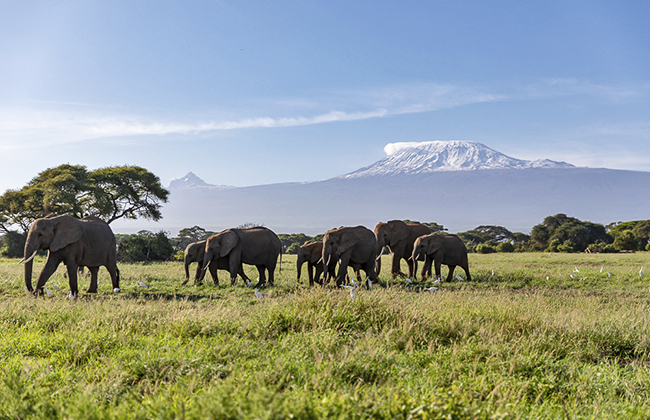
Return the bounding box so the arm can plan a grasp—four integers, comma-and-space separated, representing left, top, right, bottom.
278, 253, 282, 273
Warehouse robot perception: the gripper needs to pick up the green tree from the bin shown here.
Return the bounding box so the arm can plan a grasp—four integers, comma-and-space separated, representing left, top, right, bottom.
403, 220, 446, 233
116, 230, 175, 262
0, 164, 169, 234
530, 214, 612, 252
614, 231, 639, 251
173, 226, 216, 249
632, 220, 650, 249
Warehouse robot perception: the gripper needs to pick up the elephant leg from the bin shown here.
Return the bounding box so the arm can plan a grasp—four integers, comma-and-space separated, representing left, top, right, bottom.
421, 258, 432, 281
87, 267, 100, 293
308, 263, 315, 286
447, 265, 457, 281
209, 263, 219, 286
406, 257, 416, 279
106, 264, 120, 290
194, 263, 204, 285
433, 259, 443, 281
391, 253, 402, 278
254, 265, 267, 288
65, 262, 80, 296
35, 256, 62, 295
336, 254, 351, 287
313, 263, 324, 286
267, 264, 275, 286
237, 264, 250, 284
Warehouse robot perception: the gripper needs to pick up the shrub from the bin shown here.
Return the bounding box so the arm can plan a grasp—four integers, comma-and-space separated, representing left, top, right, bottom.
475, 244, 496, 254
0, 231, 26, 258
496, 242, 514, 253
614, 230, 639, 251
117, 230, 175, 262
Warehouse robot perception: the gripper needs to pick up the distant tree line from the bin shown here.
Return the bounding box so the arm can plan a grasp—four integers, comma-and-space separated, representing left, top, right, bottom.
1, 166, 649, 261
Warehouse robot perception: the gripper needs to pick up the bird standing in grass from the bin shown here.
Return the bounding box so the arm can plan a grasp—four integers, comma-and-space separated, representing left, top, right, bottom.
640, 267, 644, 277
254, 289, 263, 299
424, 286, 438, 291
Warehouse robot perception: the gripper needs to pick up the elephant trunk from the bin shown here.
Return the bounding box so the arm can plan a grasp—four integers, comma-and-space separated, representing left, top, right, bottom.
202, 249, 214, 273
22, 242, 39, 292
183, 254, 192, 283
296, 253, 304, 281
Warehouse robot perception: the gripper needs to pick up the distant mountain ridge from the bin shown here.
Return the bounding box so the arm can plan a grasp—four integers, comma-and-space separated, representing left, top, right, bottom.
110, 141, 650, 235
341, 141, 574, 178
168, 172, 234, 191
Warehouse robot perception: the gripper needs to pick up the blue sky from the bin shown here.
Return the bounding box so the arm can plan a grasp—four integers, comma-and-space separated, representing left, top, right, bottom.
1, 0, 649, 194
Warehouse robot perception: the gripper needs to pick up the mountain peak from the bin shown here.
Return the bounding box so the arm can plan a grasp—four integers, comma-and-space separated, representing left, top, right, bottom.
168, 172, 234, 191
341, 141, 574, 178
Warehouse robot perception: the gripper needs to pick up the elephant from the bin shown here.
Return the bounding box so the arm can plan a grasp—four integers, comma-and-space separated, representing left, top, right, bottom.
374, 220, 431, 279
297, 241, 362, 286
21, 214, 120, 296
322, 225, 379, 288
411, 233, 471, 282
182, 240, 251, 286
202, 227, 282, 287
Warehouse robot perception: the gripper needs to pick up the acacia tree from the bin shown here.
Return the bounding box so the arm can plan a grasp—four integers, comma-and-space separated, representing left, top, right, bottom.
0, 164, 169, 234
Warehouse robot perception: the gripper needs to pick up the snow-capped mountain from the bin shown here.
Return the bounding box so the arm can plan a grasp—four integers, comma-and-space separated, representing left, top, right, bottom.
341, 141, 574, 178
111, 141, 650, 235
168, 172, 234, 191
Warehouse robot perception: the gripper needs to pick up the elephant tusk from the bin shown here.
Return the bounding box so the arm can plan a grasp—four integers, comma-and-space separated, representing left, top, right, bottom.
19, 250, 37, 265
202, 260, 211, 271
316, 257, 323, 264
325, 255, 331, 266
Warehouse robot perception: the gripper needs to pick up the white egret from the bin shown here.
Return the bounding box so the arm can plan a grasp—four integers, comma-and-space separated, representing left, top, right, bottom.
600, 266, 604, 273
405, 278, 413, 284
44, 286, 53, 297
640, 267, 644, 277
254, 289, 264, 299
67, 291, 74, 300
569, 273, 577, 278
433, 278, 440, 284
350, 275, 358, 287
456, 274, 464, 281
607, 272, 612, 278
138, 281, 148, 287
113, 287, 121, 292
425, 286, 438, 291
546, 276, 549, 280
246, 279, 252, 287
573, 267, 580, 273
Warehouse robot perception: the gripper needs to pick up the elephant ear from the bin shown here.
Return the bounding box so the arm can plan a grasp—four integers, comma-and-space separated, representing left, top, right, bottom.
51, 217, 84, 252
388, 221, 409, 247
219, 231, 238, 257
426, 237, 442, 255
337, 233, 358, 256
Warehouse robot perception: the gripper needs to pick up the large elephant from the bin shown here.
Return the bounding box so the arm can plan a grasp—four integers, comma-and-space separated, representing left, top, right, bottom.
411, 233, 471, 282
297, 241, 362, 286
322, 226, 379, 288
202, 227, 282, 287
182, 240, 250, 286
374, 220, 431, 278
21, 214, 120, 296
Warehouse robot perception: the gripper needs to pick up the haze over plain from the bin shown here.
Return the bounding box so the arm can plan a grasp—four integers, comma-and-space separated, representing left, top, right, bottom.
1, 1, 649, 233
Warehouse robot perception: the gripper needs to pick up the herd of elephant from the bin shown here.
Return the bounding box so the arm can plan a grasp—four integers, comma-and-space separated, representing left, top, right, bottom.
20, 215, 471, 297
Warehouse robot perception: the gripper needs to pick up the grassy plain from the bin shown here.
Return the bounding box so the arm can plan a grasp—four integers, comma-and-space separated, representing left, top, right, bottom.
1, 252, 650, 419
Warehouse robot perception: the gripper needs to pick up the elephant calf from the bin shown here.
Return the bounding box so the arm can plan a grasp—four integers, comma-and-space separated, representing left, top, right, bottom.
297, 241, 362, 286
183, 240, 251, 286
412, 233, 471, 282
322, 225, 379, 288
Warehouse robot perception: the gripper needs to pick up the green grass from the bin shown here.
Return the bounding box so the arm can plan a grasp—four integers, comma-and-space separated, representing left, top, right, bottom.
1, 253, 649, 419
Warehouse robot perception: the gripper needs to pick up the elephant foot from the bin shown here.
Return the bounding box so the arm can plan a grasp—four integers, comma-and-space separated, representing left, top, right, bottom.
86, 288, 98, 294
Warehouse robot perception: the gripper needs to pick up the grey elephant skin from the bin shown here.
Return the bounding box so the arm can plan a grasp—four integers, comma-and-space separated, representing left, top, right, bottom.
183, 240, 250, 286
412, 233, 471, 282
296, 241, 332, 286
22, 214, 120, 296
374, 220, 431, 279
296, 241, 362, 286
202, 227, 282, 287
322, 226, 379, 288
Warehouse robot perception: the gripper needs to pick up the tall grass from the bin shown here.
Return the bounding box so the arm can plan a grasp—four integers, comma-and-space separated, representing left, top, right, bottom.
1, 253, 649, 419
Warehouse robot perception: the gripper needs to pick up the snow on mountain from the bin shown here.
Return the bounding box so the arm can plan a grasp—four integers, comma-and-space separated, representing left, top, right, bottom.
168, 172, 234, 191
341, 141, 574, 178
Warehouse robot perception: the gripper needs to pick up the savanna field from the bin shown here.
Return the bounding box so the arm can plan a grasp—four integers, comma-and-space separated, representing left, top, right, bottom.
1, 253, 650, 419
